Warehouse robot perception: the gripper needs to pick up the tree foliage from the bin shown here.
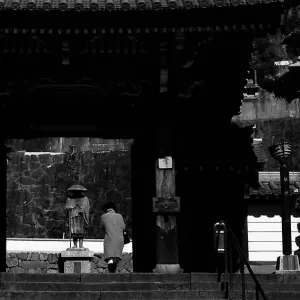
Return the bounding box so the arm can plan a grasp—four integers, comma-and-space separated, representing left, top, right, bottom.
251, 5, 300, 102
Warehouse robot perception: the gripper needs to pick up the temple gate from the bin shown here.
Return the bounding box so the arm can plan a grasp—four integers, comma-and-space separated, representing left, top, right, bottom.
1, 0, 286, 272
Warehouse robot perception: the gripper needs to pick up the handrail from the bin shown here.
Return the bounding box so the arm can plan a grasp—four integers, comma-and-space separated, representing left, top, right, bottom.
214, 220, 268, 300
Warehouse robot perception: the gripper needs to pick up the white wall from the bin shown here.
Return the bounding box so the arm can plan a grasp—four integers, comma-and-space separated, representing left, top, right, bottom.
248, 215, 300, 262
6, 238, 132, 253
7, 215, 300, 263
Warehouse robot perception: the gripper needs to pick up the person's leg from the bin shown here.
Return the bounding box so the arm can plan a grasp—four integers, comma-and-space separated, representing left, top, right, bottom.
112, 257, 121, 273
107, 257, 115, 273
79, 238, 83, 248
72, 237, 78, 248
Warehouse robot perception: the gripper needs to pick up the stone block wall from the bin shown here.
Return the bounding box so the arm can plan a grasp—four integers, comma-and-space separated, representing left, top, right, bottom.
6, 252, 133, 274
6, 144, 132, 239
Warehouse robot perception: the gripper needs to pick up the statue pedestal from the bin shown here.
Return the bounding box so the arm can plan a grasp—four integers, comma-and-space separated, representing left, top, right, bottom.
275, 255, 300, 273
61, 249, 94, 274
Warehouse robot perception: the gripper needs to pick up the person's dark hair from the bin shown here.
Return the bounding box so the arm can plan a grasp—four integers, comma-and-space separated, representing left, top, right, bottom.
103, 202, 116, 212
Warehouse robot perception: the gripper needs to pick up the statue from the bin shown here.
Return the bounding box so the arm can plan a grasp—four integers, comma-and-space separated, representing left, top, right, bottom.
65, 184, 90, 250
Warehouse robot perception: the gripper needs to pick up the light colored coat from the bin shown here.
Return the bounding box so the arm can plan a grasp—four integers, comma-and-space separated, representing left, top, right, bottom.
100, 209, 125, 261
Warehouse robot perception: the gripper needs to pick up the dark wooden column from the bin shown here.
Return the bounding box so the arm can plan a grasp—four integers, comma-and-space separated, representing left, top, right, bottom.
280, 160, 292, 255
151, 37, 182, 273
152, 157, 183, 274
1, 142, 7, 272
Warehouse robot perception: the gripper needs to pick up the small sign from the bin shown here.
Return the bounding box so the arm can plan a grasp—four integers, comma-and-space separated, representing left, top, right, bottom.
74, 262, 81, 274
158, 156, 172, 169
153, 196, 180, 213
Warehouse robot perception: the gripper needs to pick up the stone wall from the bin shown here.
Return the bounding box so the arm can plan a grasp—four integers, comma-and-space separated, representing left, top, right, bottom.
6, 146, 132, 239
5, 138, 132, 153
6, 252, 133, 274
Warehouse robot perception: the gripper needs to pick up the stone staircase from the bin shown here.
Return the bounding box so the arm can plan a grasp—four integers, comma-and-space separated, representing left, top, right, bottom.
0, 272, 300, 300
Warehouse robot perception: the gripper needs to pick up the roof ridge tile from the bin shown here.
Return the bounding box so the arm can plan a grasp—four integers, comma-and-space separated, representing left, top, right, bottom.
0, 0, 280, 11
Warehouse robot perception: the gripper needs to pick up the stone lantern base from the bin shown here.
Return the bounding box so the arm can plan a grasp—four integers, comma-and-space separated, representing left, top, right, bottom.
275, 255, 300, 273
61, 250, 94, 274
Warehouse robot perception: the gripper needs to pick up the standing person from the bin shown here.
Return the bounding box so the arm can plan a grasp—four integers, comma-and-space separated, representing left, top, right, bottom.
100, 202, 126, 273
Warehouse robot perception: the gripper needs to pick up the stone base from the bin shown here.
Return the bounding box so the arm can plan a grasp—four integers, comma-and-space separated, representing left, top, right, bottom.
275, 255, 300, 273
153, 264, 184, 274
66, 247, 89, 251
61, 250, 94, 274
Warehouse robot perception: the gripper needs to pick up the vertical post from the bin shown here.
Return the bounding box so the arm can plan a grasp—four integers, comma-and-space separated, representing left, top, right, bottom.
69, 210, 72, 249
269, 141, 300, 271
280, 160, 292, 255
59, 137, 63, 153
241, 259, 246, 300
153, 157, 182, 274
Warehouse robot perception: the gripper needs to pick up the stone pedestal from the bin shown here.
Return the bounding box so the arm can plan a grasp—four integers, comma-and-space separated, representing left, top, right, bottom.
61, 250, 94, 274
275, 255, 300, 273
153, 264, 183, 274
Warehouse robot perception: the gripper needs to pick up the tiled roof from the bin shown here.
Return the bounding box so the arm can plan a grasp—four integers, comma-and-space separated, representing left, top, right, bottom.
0, 0, 283, 12
248, 172, 300, 197
250, 181, 300, 196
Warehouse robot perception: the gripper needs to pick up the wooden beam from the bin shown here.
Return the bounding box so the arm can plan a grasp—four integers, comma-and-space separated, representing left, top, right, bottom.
153, 158, 183, 273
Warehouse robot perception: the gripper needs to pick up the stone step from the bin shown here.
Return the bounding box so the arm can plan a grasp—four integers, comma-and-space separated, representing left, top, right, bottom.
229, 291, 300, 300
1, 290, 300, 300
192, 272, 300, 284
2, 272, 299, 283
0, 290, 226, 300
0, 281, 216, 291
0, 273, 190, 283
227, 282, 300, 292
1, 281, 300, 292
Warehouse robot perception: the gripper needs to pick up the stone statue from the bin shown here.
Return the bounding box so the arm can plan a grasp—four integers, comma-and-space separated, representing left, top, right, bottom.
65, 184, 90, 250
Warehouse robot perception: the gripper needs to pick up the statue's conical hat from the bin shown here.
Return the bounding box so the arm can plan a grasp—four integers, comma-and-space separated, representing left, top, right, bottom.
67, 184, 87, 191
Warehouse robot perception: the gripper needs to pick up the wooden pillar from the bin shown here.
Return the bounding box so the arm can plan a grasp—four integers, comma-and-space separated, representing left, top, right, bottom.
1, 141, 7, 272
152, 157, 183, 274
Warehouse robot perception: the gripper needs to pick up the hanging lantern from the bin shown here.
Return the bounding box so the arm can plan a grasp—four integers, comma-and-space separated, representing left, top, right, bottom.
268, 141, 292, 163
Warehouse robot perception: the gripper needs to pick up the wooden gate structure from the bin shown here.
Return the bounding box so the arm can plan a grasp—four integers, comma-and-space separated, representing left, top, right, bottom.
1, 0, 289, 272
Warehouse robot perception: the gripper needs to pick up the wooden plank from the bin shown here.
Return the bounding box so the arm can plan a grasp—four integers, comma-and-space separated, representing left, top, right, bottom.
248, 242, 298, 252
249, 252, 282, 262
155, 164, 176, 198
248, 232, 299, 242
153, 158, 182, 273
247, 223, 299, 232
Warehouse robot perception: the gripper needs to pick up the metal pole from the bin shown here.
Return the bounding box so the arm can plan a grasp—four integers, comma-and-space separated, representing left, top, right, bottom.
241, 260, 245, 300
280, 160, 292, 255
69, 210, 72, 249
